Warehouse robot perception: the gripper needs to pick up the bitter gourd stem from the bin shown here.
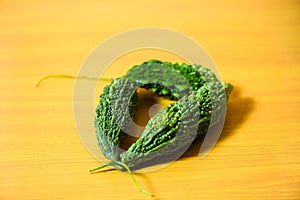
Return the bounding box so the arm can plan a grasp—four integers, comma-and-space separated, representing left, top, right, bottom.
88, 162, 114, 173
36, 74, 113, 87
113, 160, 154, 197
89, 161, 154, 197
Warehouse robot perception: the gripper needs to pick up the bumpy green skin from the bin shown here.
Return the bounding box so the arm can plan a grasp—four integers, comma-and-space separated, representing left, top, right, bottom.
124, 60, 219, 100
95, 78, 138, 161
120, 82, 233, 168
120, 94, 200, 168
95, 60, 233, 170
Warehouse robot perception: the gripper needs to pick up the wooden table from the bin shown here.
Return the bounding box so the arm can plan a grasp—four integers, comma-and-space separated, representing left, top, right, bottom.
1, 1, 299, 199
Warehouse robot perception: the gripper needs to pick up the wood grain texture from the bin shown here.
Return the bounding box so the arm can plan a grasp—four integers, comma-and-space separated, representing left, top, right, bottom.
0, 0, 299, 199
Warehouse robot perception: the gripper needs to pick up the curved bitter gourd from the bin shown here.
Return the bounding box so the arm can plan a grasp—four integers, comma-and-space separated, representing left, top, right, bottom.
95, 60, 233, 170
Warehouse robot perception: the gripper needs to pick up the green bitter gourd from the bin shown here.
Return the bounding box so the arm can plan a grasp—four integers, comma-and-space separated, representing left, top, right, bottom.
95, 60, 233, 170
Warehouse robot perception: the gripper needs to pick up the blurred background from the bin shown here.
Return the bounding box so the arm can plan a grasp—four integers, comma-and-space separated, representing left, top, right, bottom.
1, 1, 299, 199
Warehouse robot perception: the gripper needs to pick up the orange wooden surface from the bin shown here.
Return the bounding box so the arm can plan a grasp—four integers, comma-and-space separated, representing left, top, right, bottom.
1, 1, 299, 199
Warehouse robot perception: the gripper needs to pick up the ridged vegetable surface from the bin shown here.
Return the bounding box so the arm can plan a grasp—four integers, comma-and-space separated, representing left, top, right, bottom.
94, 60, 233, 170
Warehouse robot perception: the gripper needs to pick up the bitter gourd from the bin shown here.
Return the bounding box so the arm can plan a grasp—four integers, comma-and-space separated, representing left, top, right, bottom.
94, 60, 233, 170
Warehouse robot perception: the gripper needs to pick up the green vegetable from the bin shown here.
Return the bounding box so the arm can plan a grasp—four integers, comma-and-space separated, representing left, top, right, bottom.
120, 81, 232, 169
94, 60, 233, 170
